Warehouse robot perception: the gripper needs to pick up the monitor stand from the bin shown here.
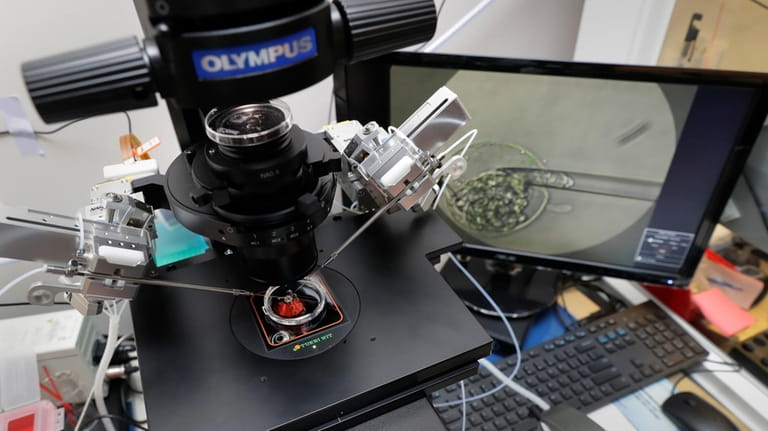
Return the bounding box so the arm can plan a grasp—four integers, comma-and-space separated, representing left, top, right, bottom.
439, 253, 560, 348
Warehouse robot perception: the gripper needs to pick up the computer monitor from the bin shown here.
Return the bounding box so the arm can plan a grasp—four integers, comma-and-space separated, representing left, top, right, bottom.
335, 53, 768, 286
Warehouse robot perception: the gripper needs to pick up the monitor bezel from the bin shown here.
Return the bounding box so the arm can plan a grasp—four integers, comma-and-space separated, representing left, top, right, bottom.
335, 52, 768, 285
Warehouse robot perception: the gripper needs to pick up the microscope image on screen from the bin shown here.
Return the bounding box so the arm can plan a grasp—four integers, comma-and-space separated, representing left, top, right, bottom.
391, 68, 698, 273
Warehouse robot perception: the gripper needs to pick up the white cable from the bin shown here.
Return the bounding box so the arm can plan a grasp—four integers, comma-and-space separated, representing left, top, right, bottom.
0, 266, 45, 298
432, 129, 477, 210
422, 0, 495, 53
75, 299, 128, 431
76, 212, 85, 251
436, 129, 477, 160
460, 380, 467, 431
478, 357, 551, 411
432, 173, 452, 210
433, 253, 522, 407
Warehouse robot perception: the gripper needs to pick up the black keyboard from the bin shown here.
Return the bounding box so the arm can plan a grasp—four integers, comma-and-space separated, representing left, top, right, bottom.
429, 301, 708, 431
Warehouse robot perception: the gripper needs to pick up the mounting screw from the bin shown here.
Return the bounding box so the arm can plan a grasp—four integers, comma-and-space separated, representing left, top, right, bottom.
29, 289, 53, 305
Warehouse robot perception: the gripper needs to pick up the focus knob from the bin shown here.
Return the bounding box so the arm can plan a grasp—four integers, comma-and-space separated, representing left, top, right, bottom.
335, 0, 437, 62
22, 37, 157, 123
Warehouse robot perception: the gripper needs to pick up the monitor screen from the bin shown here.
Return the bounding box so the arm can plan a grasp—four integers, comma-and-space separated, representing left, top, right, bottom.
336, 54, 768, 284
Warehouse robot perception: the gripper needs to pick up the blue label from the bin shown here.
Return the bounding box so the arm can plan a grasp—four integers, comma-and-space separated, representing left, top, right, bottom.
192, 28, 318, 80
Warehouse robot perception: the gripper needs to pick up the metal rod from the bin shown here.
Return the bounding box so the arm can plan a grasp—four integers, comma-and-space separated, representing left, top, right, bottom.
47, 265, 253, 296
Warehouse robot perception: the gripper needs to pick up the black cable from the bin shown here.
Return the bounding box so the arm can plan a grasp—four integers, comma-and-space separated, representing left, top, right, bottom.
120, 380, 148, 425
79, 414, 149, 431
0, 111, 132, 136
0, 302, 70, 307
670, 359, 743, 396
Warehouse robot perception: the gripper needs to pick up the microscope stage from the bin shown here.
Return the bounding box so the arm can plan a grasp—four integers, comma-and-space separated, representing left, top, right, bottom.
131, 212, 491, 430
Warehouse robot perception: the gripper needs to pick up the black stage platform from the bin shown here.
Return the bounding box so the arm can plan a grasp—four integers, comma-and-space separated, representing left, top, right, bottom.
132, 212, 492, 430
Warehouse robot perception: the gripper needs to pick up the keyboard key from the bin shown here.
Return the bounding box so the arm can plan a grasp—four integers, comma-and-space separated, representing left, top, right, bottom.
575, 340, 596, 353
468, 413, 483, 426
561, 387, 574, 399
610, 377, 631, 391
446, 384, 458, 392
604, 343, 617, 353
663, 352, 684, 367
518, 418, 540, 431
576, 331, 587, 338
630, 372, 642, 382
516, 406, 530, 420
493, 418, 506, 429
480, 410, 494, 421
441, 409, 461, 423
587, 357, 612, 373
591, 367, 621, 385
588, 389, 602, 401
587, 351, 604, 361
491, 405, 505, 417
504, 413, 518, 425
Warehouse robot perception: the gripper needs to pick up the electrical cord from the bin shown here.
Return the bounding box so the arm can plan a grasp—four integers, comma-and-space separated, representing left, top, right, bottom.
0, 111, 132, 136
669, 358, 742, 396
433, 253, 523, 409
0, 302, 70, 307
0, 266, 46, 298
416, 0, 448, 51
